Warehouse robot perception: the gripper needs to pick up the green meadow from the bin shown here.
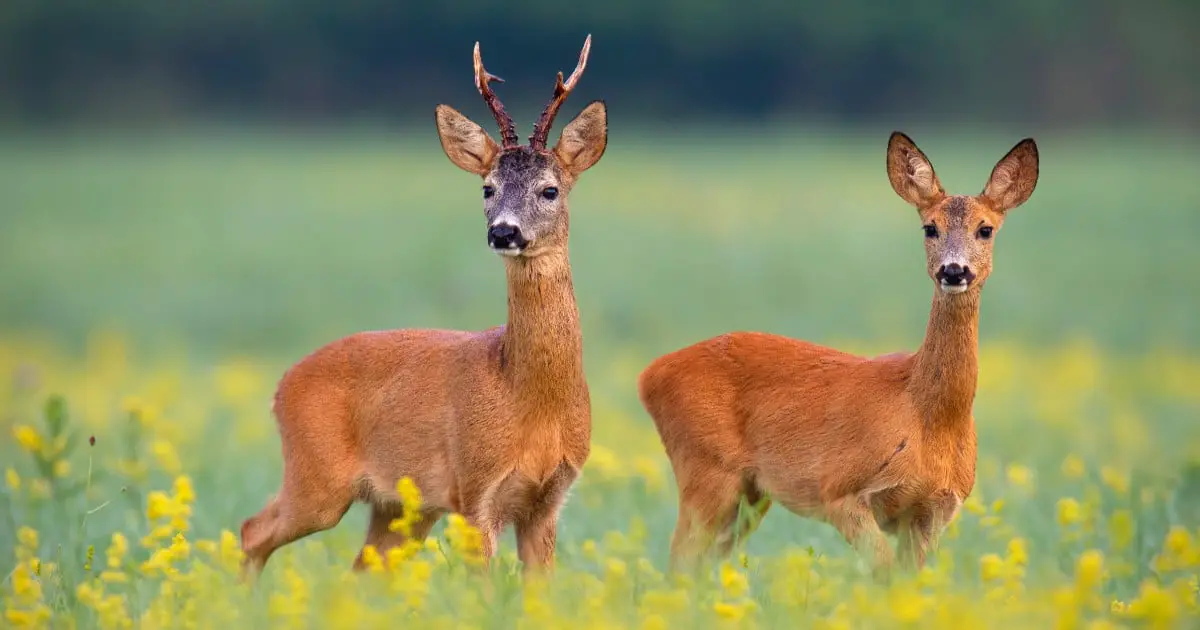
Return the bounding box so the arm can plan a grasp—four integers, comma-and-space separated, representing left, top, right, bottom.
1, 127, 1199, 628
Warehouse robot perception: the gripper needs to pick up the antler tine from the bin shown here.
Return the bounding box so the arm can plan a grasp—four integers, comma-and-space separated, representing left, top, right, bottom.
473, 41, 520, 149
529, 34, 592, 151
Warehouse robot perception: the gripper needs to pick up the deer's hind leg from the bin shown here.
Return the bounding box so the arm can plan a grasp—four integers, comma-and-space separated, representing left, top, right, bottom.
825, 494, 895, 582
669, 465, 768, 573
239, 403, 359, 580
240, 471, 356, 579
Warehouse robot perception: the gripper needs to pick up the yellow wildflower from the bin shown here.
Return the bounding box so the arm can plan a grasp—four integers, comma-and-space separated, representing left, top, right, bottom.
1007, 537, 1028, 566
1006, 464, 1034, 489
640, 588, 690, 616
1100, 466, 1130, 495
888, 584, 929, 623
214, 358, 266, 405
580, 538, 599, 561
980, 553, 1005, 582
641, 614, 669, 630
11, 562, 42, 600
13, 425, 42, 454
719, 562, 749, 598
1075, 549, 1105, 591
605, 557, 628, 580
359, 544, 385, 573
52, 459, 71, 478
389, 478, 424, 536
152, 439, 182, 475
146, 491, 174, 521
169, 531, 190, 558
713, 600, 749, 622
633, 456, 665, 493
5, 608, 51, 628
6, 467, 21, 491
268, 567, 311, 623
100, 570, 129, 584
397, 476, 422, 510
1125, 580, 1180, 628
17, 526, 39, 550
1165, 526, 1193, 558
173, 475, 196, 504
444, 513, 484, 566
964, 495, 987, 516
1109, 510, 1134, 551
1062, 454, 1086, 479
1057, 497, 1084, 526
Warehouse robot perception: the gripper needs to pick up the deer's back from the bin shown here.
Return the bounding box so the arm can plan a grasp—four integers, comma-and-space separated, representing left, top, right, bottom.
640, 332, 924, 507
272, 328, 508, 506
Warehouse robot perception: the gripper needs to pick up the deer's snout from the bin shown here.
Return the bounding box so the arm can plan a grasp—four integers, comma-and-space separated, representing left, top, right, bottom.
488, 223, 528, 254
936, 262, 976, 292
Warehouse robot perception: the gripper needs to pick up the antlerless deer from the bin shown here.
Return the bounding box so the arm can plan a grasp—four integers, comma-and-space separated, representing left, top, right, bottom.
240, 36, 607, 577
638, 133, 1039, 579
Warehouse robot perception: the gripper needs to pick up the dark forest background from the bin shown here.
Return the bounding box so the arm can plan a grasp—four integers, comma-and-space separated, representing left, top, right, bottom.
2, 0, 1197, 128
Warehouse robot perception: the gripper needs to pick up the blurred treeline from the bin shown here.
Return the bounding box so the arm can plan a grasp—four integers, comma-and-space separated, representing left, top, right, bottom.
1, 0, 1197, 127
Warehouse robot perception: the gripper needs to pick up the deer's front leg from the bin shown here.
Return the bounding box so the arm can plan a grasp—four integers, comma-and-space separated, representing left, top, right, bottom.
515, 465, 577, 574
456, 478, 503, 569
897, 511, 932, 571
516, 506, 560, 574
898, 489, 961, 571
826, 494, 895, 582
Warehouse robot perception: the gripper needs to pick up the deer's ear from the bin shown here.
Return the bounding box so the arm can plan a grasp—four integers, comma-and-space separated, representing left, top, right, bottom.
887, 132, 945, 208
554, 100, 607, 176
435, 104, 499, 176
982, 138, 1039, 212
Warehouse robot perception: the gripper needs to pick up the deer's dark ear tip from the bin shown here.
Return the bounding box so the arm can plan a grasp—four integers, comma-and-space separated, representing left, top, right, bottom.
584, 100, 607, 120
888, 131, 911, 145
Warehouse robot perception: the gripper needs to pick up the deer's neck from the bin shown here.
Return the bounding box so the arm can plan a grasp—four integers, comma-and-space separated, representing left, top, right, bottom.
501, 248, 585, 409
909, 289, 980, 426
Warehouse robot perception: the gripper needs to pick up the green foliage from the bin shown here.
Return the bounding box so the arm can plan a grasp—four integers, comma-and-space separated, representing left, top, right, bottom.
0, 127, 1197, 362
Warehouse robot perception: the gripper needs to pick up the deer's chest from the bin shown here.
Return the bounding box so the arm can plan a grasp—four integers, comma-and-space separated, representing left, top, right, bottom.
871, 437, 975, 530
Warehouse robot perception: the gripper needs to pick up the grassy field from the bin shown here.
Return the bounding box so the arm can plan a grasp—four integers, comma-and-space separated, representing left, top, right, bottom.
1, 126, 1199, 628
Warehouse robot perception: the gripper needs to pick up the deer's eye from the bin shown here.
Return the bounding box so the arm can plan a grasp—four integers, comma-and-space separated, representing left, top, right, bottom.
923, 224, 939, 239
977, 225, 994, 239
541, 187, 559, 201
483, 185, 495, 199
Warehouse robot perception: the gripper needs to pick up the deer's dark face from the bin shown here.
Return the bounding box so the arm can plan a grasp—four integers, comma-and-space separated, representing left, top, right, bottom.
886, 132, 1039, 296
435, 100, 607, 259
481, 149, 569, 256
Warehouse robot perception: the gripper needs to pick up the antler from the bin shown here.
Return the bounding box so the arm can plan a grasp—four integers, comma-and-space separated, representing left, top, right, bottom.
474, 42, 519, 149
529, 34, 592, 151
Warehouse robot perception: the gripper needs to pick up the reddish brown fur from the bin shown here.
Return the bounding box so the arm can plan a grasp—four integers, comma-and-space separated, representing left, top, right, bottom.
638, 133, 1039, 578
239, 37, 607, 578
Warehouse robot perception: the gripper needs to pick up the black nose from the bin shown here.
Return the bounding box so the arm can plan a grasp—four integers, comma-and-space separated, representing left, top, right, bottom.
938, 263, 975, 285
487, 223, 527, 250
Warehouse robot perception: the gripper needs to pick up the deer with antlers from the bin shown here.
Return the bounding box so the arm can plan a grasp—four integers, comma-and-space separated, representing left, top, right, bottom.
239, 35, 606, 577
638, 133, 1039, 578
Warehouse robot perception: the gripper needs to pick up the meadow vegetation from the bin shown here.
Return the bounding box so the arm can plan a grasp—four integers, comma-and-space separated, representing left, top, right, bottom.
2, 128, 1199, 628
